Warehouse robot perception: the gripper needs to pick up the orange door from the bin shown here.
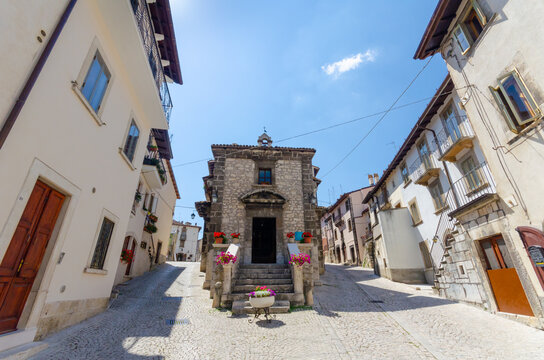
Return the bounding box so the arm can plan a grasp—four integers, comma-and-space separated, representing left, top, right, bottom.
0, 181, 65, 334
480, 236, 533, 316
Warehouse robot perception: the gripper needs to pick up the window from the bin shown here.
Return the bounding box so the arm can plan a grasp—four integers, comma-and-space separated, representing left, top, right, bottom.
258, 169, 272, 185
417, 139, 433, 170
491, 71, 540, 133
90, 218, 115, 269
123, 120, 140, 162
81, 52, 111, 112
348, 219, 352, 232
334, 229, 338, 240
429, 180, 446, 211
345, 198, 351, 212
400, 162, 410, 184
453, 1, 486, 53
441, 103, 463, 142
142, 192, 149, 211
408, 199, 422, 226
148, 194, 158, 213
460, 156, 483, 191
180, 227, 187, 248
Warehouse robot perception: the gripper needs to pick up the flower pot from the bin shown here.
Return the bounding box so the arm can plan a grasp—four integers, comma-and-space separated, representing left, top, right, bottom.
249, 295, 275, 308
304, 237, 312, 243
214, 237, 223, 244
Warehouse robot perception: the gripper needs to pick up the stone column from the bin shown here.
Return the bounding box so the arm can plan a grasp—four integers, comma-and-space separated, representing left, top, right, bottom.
204, 243, 229, 291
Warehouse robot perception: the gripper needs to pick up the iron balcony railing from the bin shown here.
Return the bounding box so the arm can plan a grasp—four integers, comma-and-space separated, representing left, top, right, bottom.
409, 152, 439, 183
435, 115, 474, 156
143, 149, 168, 185
429, 161, 496, 274
131, 0, 173, 124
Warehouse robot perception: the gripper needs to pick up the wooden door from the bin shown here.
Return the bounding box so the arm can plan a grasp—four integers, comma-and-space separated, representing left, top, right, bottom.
0, 181, 65, 334
480, 236, 533, 316
123, 237, 136, 276
516, 226, 544, 291
252, 218, 276, 263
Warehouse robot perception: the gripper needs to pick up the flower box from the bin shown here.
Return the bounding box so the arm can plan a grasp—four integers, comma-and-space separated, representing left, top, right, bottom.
249, 296, 275, 308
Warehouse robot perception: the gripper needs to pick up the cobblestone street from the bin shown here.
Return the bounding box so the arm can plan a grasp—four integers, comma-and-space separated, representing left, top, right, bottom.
33, 262, 544, 359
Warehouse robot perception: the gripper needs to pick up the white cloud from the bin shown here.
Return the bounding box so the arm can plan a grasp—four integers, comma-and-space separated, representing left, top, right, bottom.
321, 50, 377, 78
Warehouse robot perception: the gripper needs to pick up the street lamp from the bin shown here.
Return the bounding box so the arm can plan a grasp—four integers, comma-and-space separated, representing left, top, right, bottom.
191, 212, 196, 220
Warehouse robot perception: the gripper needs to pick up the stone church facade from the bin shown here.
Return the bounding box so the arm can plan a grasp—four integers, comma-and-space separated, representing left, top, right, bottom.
196, 134, 324, 295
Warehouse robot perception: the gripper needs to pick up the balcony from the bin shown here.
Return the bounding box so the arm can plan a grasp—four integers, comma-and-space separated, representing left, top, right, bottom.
142, 149, 168, 190
437, 117, 475, 162
333, 214, 345, 227
449, 161, 497, 218
410, 154, 440, 186
131, 0, 173, 124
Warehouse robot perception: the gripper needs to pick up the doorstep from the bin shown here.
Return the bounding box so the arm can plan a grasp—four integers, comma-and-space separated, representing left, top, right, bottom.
0, 341, 47, 360
0, 329, 37, 353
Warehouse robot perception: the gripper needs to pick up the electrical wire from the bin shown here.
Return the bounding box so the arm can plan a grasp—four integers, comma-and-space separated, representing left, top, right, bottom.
320, 55, 434, 178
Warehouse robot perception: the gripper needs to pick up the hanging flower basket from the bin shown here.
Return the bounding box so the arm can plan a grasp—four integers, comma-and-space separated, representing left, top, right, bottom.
148, 214, 158, 223
144, 224, 158, 234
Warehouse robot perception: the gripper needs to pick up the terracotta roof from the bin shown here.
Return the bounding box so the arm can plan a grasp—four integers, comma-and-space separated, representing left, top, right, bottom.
326, 185, 374, 212
172, 220, 201, 229
363, 75, 453, 203
148, 0, 183, 84
211, 144, 316, 152
414, 0, 462, 59
166, 159, 180, 199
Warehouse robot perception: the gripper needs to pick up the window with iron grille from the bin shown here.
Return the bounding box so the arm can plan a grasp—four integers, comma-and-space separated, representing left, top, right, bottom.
81, 51, 111, 112
90, 218, 115, 269
258, 169, 272, 184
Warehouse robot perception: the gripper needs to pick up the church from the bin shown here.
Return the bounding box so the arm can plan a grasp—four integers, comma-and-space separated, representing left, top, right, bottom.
196, 133, 324, 310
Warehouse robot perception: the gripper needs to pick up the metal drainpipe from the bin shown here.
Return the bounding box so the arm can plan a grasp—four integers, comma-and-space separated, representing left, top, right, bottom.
348, 200, 360, 265
418, 126, 460, 208
0, 0, 78, 149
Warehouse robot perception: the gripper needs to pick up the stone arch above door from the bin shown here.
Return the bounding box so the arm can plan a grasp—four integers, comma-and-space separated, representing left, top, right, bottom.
240, 190, 286, 206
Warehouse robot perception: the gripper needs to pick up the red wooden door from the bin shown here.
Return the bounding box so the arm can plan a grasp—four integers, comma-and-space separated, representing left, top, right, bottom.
125, 238, 136, 276
480, 236, 533, 316
0, 181, 65, 334
516, 226, 544, 291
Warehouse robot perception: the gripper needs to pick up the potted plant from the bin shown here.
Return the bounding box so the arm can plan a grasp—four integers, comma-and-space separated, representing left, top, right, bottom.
231, 232, 240, 241
214, 232, 227, 244
289, 253, 311, 267
286, 232, 295, 241
248, 286, 276, 308
148, 214, 158, 223
134, 191, 142, 203
216, 251, 237, 265
147, 144, 158, 151
144, 224, 158, 234
302, 232, 313, 243
120, 249, 134, 264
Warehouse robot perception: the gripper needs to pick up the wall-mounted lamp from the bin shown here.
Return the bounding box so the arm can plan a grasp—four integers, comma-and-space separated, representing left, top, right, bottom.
211, 189, 218, 203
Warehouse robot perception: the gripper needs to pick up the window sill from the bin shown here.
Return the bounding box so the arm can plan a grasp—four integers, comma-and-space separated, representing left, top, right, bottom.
403, 179, 412, 188
72, 82, 105, 126
412, 220, 423, 227
434, 205, 450, 215
506, 116, 544, 145
83, 267, 108, 275
118, 148, 137, 171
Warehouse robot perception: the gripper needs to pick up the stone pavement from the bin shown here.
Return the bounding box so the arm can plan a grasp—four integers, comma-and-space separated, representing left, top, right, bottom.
31, 262, 544, 359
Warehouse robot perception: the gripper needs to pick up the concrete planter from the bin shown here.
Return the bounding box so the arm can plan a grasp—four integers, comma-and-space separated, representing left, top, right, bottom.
249, 296, 275, 308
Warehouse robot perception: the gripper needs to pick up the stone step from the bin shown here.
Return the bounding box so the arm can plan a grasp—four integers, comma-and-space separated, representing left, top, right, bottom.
228, 292, 295, 301
239, 264, 289, 269
237, 272, 291, 279
236, 278, 292, 285
233, 284, 294, 293
232, 300, 290, 315
238, 268, 291, 275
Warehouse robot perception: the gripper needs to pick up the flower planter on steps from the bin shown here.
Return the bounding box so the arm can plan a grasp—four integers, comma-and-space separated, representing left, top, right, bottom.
249, 296, 275, 308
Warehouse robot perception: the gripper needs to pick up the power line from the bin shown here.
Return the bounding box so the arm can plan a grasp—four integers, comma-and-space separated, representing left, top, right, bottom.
321, 55, 434, 178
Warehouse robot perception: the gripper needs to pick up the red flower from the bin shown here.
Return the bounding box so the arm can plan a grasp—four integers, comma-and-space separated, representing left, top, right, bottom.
302, 232, 312, 238
286, 232, 295, 238
214, 232, 226, 238
231, 233, 240, 238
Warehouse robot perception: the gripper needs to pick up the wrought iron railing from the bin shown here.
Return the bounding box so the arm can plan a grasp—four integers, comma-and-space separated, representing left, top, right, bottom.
451, 161, 495, 209
131, 0, 173, 124
409, 152, 438, 182
435, 115, 474, 155
143, 149, 168, 185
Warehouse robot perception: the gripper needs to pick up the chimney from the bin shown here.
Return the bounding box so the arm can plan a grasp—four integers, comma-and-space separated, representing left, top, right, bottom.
368, 174, 374, 186
373, 173, 379, 184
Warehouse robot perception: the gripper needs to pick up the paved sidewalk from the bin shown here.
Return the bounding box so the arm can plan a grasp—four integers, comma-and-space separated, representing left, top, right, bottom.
31, 262, 544, 359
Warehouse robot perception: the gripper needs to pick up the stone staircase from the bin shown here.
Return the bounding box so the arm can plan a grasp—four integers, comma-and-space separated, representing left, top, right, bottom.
231, 264, 295, 314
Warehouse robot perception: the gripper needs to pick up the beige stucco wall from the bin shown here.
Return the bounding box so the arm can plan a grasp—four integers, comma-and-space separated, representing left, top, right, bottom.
441, 0, 544, 304
0, 0, 173, 338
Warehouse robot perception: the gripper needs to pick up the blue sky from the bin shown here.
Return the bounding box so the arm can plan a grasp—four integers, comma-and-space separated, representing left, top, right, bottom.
167, 0, 447, 229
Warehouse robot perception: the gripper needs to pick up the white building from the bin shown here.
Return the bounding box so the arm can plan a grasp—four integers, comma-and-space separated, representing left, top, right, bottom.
171, 221, 201, 262
414, 0, 544, 326
0, 0, 181, 349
